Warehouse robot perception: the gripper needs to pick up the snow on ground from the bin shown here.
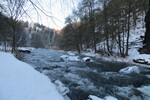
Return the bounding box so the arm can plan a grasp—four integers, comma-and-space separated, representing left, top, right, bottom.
0, 46, 34, 51
0, 52, 64, 100
122, 16, 150, 64
18, 47, 35, 51
88, 95, 118, 100
133, 54, 150, 63
82, 49, 100, 58
119, 66, 141, 74
0, 46, 11, 51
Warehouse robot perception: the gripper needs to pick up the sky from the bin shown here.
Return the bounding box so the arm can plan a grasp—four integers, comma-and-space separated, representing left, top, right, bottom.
23, 0, 79, 30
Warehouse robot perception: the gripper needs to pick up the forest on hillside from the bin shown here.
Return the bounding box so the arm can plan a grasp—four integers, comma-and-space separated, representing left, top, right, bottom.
54, 0, 148, 57
0, 0, 149, 58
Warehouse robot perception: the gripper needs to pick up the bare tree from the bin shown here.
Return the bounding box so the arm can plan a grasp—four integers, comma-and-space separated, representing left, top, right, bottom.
0, 0, 27, 53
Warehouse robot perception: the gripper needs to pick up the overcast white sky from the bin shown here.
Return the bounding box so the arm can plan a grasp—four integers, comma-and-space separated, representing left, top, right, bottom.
23, 0, 79, 30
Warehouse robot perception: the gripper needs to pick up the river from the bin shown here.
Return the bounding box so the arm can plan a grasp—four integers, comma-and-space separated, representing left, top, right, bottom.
18, 49, 150, 100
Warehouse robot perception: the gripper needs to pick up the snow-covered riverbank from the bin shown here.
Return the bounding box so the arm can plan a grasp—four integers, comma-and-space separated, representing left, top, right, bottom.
0, 52, 64, 100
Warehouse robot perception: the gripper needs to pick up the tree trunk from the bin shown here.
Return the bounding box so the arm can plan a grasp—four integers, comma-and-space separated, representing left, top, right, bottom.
126, 0, 131, 56
11, 20, 17, 54
103, 0, 110, 54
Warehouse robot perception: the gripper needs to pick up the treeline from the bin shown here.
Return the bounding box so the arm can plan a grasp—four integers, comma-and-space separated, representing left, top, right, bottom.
55, 0, 148, 57
0, 0, 56, 53
0, 13, 55, 51
0, 13, 25, 51
23, 22, 55, 49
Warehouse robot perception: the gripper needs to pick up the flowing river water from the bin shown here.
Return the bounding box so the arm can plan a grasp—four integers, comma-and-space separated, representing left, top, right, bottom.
18, 49, 150, 100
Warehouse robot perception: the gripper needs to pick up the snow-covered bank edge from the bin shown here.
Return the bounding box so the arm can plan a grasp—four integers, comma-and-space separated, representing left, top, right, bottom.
56, 48, 150, 69
0, 51, 65, 100
81, 50, 150, 71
